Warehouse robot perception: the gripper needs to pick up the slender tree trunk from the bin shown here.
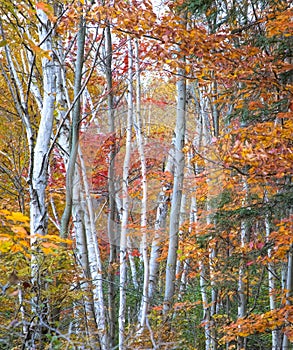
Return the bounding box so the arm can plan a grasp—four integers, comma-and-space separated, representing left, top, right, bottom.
208, 76, 219, 350
30, 10, 56, 236
148, 150, 174, 300
210, 78, 219, 138
119, 37, 133, 350
134, 39, 149, 331
178, 193, 197, 300
60, 14, 86, 238
200, 258, 211, 350
128, 246, 139, 289
209, 242, 218, 350
163, 64, 186, 313
175, 193, 187, 278
79, 148, 109, 349
265, 195, 280, 350
105, 23, 117, 348
282, 242, 293, 350
72, 172, 97, 347
192, 81, 213, 350
207, 200, 218, 350
237, 180, 249, 350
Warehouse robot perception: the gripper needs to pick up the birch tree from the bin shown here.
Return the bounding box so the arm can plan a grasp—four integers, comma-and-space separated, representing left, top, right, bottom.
104, 21, 118, 347
60, 12, 86, 238
54, 5, 110, 347
134, 39, 149, 330
119, 36, 134, 350
163, 59, 186, 313
148, 150, 174, 300
265, 193, 281, 350
0, 3, 58, 345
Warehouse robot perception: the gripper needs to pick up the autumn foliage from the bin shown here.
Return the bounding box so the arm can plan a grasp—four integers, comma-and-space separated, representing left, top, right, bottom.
0, 0, 292, 349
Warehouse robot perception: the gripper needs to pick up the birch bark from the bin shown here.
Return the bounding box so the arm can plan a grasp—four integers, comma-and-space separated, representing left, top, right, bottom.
191, 81, 212, 350
163, 66, 186, 313
282, 208, 293, 350
264, 193, 280, 350
0, 5, 57, 346
148, 150, 174, 300
134, 39, 149, 330
119, 37, 133, 350
237, 180, 249, 350
79, 149, 109, 349
31, 7, 56, 238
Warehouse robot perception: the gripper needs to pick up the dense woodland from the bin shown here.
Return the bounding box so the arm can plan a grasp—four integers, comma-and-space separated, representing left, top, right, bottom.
0, 0, 292, 349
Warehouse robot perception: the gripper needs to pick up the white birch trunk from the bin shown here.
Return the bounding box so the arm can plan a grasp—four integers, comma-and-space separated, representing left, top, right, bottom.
237, 180, 249, 350
29, 8, 56, 346
29, 8, 56, 236
209, 244, 218, 350
119, 37, 133, 350
282, 241, 293, 350
175, 193, 187, 277
148, 150, 174, 300
178, 195, 197, 299
134, 39, 149, 330
200, 259, 211, 350
178, 145, 198, 306
128, 246, 139, 289
71, 172, 97, 346
207, 200, 217, 350
163, 66, 186, 313
79, 149, 109, 350
192, 82, 213, 350
264, 195, 280, 350
1, 14, 55, 335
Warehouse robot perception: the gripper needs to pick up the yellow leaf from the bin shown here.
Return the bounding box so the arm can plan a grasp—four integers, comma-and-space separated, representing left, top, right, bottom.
5, 212, 29, 224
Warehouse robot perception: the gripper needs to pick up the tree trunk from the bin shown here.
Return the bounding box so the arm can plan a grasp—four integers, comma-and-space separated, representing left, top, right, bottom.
119, 36, 133, 350
265, 194, 280, 350
200, 259, 211, 350
134, 39, 149, 331
79, 148, 109, 349
163, 65, 186, 313
282, 242, 293, 350
178, 194, 197, 300
1, 5, 57, 345
72, 172, 97, 347
105, 22, 117, 348
60, 13, 86, 238
237, 180, 249, 350
148, 150, 174, 300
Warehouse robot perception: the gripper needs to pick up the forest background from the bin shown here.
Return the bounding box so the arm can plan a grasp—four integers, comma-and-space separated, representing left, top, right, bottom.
0, 0, 292, 349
